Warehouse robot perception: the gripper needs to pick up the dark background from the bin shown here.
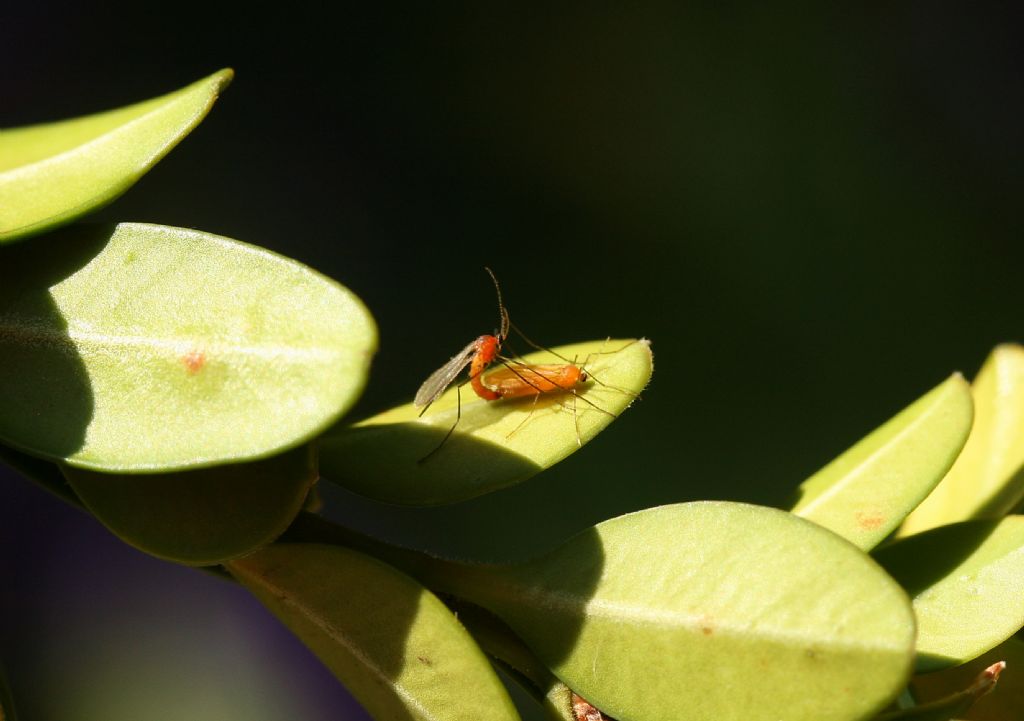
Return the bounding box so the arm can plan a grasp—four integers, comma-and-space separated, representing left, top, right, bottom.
2, 4, 1021, 720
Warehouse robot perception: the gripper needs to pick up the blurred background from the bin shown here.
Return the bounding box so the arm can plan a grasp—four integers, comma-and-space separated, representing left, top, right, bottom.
2, 3, 1021, 719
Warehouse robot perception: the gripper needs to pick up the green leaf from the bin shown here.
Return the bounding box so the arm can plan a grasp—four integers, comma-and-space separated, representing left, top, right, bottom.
911, 638, 1024, 721
901, 345, 1024, 537
0, 222, 377, 471
395, 503, 915, 721
320, 339, 652, 505
0, 69, 232, 243
791, 374, 973, 549
874, 517, 1024, 672
227, 544, 521, 721
62, 446, 316, 565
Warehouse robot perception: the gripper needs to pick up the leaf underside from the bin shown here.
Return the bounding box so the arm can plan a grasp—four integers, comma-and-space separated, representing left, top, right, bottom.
63, 445, 317, 565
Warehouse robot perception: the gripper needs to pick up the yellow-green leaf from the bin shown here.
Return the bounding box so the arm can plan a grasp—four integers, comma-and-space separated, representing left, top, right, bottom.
320, 339, 652, 505
0, 69, 232, 243
901, 345, 1024, 537
227, 544, 521, 721
0, 223, 377, 471
791, 374, 972, 549
407, 503, 915, 721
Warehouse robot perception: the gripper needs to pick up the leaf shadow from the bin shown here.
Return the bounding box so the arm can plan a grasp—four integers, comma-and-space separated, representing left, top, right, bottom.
873, 520, 1003, 598
320, 419, 545, 505
0, 224, 105, 461
501, 524, 606, 672
63, 445, 316, 566
913, 650, 967, 671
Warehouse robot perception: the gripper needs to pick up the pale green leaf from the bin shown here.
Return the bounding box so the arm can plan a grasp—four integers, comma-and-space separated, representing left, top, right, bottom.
353, 503, 915, 721
874, 517, 1024, 671
901, 345, 1024, 537
0, 222, 377, 471
0, 70, 232, 243
320, 339, 652, 505
792, 374, 972, 549
911, 638, 1024, 721
62, 446, 316, 565
227, 544, 521, 721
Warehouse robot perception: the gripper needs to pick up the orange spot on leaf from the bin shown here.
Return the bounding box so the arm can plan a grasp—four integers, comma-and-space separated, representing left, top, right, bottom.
699, 613, 715, 635
182, 350, 206, 374
855, 511, 885, 530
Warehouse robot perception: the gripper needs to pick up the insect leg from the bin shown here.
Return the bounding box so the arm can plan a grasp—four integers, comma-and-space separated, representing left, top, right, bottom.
505, 393, 541, 440
417, 383, 463, 464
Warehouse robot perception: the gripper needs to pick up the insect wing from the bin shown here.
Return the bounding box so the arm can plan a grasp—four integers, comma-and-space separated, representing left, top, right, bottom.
414, 339, 479, 407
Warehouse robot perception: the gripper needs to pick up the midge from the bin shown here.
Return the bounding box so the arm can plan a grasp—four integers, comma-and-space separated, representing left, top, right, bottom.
414, 270, 625, 461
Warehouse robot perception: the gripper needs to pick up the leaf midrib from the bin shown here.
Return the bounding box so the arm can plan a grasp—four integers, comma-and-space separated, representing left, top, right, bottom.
0, 321, 343, 363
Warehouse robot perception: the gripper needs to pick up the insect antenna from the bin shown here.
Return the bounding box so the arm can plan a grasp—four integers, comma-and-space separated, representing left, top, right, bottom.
484, 266, 510, 341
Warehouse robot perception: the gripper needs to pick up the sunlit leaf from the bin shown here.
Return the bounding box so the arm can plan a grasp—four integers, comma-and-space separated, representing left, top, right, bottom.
320, 339, 652, 505
227, 544, 521, 721
63, 446, 316, 565
874, 517, 1024, 671
911, 638, 1024, 721
901, 346, 1024, 537
791, 374, 972, 549
322, 503, 915, 721
0, 222, 376, 471
0, 70, 232, 243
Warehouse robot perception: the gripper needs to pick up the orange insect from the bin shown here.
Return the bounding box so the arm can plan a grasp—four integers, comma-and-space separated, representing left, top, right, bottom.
481, 358, 618, 446
481, 363, 587, 398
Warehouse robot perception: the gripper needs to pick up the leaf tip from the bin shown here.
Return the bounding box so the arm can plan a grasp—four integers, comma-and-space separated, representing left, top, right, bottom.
993, 341, 1024, 356
210, 67, 235, 92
